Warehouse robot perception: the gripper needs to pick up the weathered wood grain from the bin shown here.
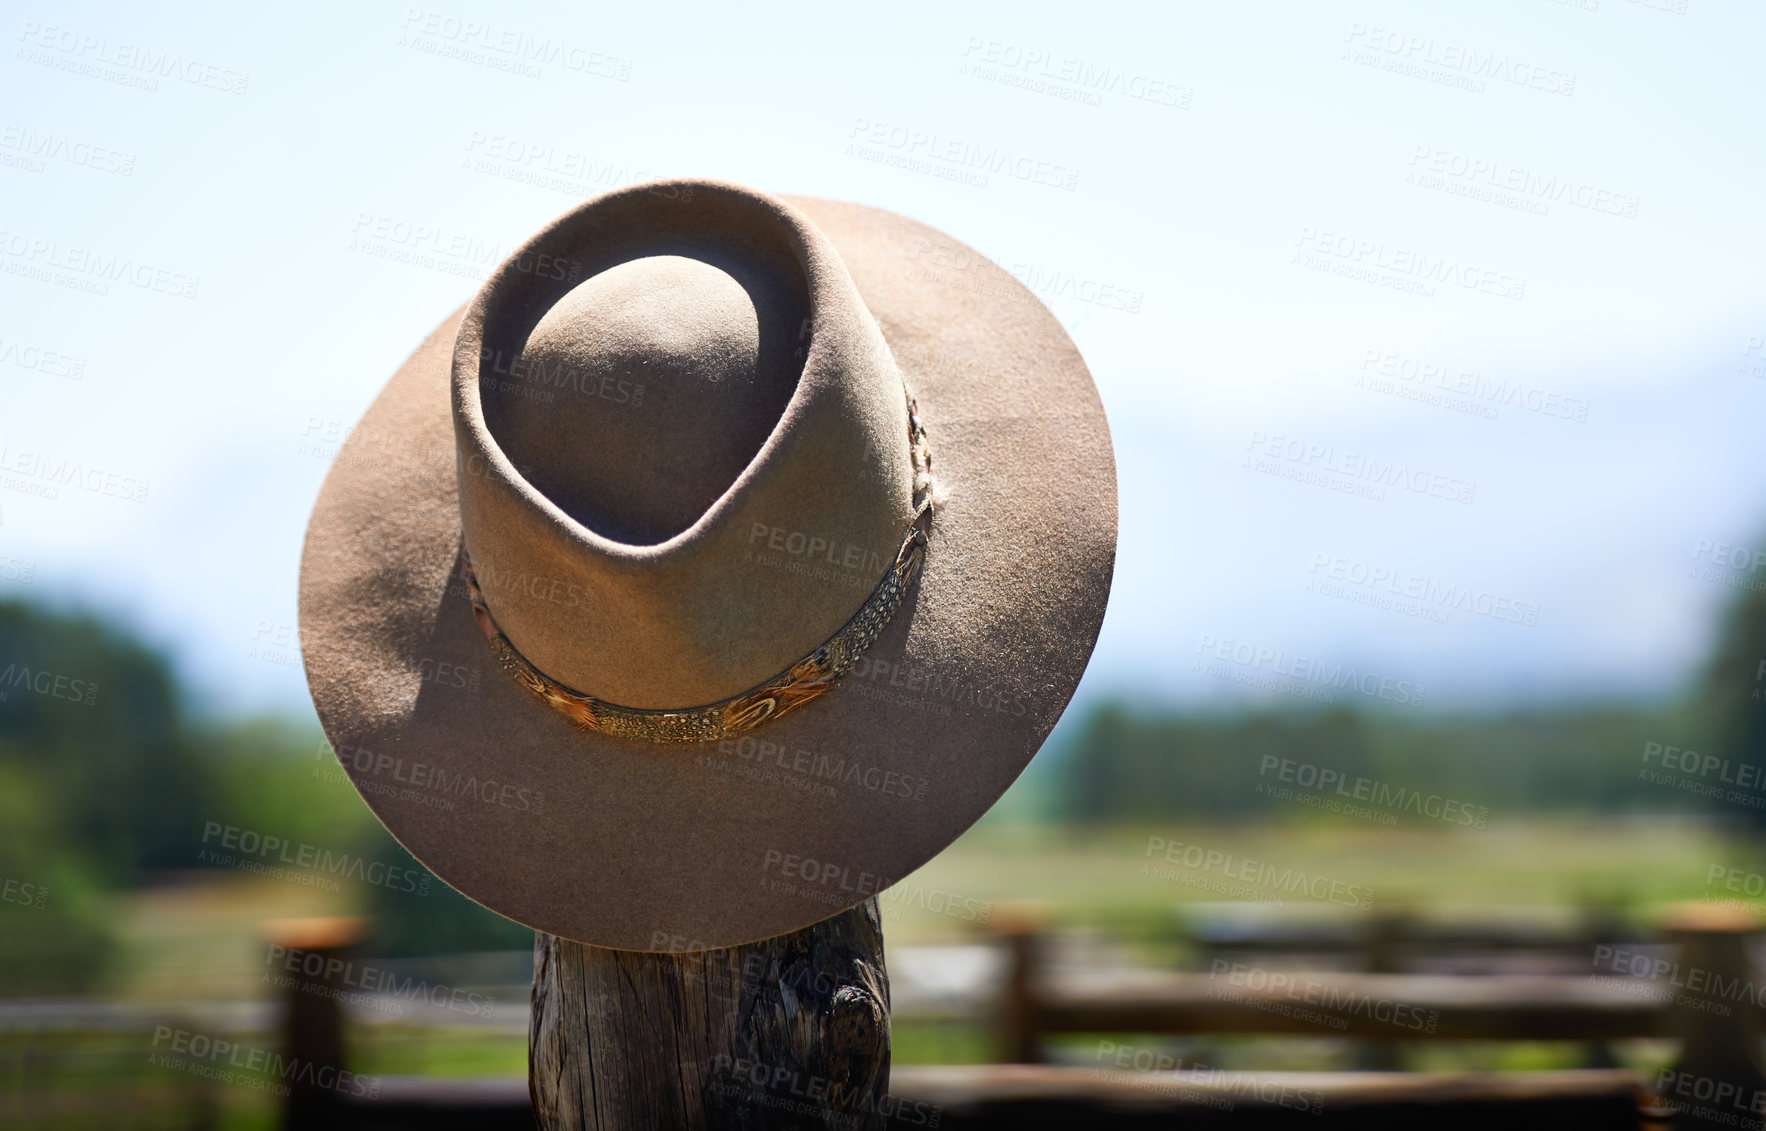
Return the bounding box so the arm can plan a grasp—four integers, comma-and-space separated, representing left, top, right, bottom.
529, 898, 890, 1131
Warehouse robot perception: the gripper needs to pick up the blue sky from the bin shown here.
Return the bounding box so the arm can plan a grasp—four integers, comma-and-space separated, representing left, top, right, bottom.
3, 0, 1764, 719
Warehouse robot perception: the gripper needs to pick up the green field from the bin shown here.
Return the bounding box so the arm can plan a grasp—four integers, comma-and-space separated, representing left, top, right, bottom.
86, 813, 1749, 1002
886, 812, 1744, 943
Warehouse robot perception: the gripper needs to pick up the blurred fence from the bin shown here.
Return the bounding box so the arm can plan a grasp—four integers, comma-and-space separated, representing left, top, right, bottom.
6, 904, 1765, 1128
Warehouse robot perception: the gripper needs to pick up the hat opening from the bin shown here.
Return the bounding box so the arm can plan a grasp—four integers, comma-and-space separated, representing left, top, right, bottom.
469, 186, 814, 547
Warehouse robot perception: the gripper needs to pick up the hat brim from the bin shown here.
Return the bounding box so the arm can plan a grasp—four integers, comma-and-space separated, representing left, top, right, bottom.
298, 195, 1117, 950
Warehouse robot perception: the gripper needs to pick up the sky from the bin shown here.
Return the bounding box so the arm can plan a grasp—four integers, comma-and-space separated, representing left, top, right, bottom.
2, 0, 1764, 721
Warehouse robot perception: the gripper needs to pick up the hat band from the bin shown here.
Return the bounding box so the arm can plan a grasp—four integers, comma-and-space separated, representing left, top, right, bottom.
460, 391, 935, 745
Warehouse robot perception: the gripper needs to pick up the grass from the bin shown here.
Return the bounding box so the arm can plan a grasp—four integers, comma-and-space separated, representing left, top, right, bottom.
880, 812, 1742, 946
90, 814, 1743, 1005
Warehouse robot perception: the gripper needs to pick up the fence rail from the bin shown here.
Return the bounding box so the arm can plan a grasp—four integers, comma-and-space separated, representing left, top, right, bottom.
1027, 970, 1674, 1040
8, 903, 1764, 1128
349, 1066, 1656, 1131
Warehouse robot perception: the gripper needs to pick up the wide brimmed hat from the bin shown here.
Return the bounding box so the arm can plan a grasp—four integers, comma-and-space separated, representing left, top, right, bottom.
299, 179, 1116, 950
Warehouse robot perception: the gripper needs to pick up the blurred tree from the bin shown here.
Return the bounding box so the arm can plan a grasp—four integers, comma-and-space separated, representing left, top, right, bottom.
0, 600, 216, 883
201, 715, 375, 854
1700, 572, 1766, 835
355, 825, 534, 956
1056, 697, 1683, 823
1058, 705, 1375, 822
0, 759, 114, 994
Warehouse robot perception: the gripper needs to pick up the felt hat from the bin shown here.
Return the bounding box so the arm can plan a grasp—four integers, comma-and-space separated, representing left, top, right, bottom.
299, 179, 1116, 950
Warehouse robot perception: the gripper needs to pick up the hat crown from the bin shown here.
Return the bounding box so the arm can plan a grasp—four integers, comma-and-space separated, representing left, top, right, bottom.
452, 182, 914, 711
498, 254, 801, 545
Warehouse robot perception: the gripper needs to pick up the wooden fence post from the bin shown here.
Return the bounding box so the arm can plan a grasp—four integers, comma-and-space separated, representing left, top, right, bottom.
529, 897, 890, 1131
267, 916, 363, 1131
1579, 902, 1627, 1069
1655, 903, 1766, 1131
1353, 910, 1408, 1070
994, 903, 1047, 1064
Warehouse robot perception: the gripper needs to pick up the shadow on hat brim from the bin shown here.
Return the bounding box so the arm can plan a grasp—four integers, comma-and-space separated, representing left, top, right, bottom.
298, 191, 1117, 951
